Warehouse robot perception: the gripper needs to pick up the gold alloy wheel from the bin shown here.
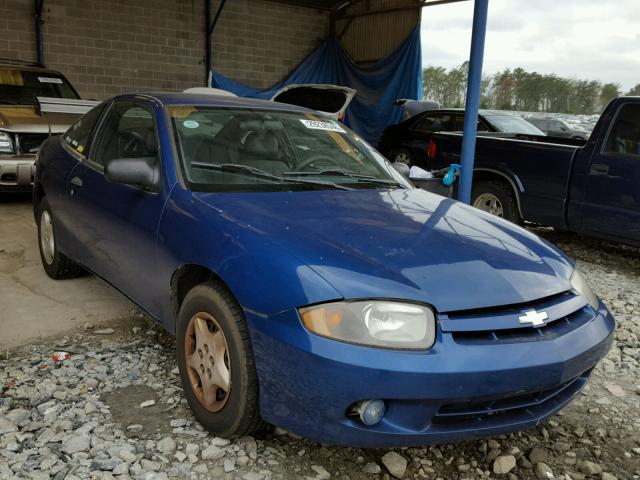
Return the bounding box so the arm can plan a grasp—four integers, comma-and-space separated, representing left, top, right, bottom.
184, 312, 231, 412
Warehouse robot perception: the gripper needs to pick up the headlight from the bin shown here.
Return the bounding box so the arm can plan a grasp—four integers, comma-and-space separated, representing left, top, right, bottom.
0, 131, 14, 154
570, 270, 599, 310
299, 301, 436, 350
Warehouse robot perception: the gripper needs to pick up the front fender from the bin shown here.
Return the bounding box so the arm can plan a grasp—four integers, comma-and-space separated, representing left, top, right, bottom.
155, 186, 343, 330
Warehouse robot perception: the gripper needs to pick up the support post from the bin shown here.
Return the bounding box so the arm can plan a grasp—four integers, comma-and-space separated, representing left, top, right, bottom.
204, 0, 227, 86
34, 0, 45, 66
457, 0, 488, 204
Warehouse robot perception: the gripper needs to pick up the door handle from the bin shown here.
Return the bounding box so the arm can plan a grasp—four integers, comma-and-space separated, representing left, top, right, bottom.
70, 176, 84, 187
590, 164, 609, 175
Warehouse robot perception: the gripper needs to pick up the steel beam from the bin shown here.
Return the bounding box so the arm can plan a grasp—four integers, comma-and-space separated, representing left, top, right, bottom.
205, 0, 227, 85
34, 0, 45, 66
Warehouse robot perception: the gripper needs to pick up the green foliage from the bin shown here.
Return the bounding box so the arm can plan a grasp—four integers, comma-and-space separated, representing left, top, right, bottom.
627, 84, 640, 96
422, 63, 626, 114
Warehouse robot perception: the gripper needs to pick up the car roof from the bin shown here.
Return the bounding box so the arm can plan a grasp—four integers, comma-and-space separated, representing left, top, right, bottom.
0, 60, 66, 76
129, 92, 316, 114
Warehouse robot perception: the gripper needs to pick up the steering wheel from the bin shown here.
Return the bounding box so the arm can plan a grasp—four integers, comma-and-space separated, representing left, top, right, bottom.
120, 131, 147, 157
296, 153, 342, 171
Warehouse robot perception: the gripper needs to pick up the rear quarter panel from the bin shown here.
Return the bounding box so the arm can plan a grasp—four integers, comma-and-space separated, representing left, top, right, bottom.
432, 133, 578, 228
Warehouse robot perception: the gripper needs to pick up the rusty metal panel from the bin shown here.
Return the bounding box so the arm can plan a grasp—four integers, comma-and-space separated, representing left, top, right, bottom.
336, 0, 422, 63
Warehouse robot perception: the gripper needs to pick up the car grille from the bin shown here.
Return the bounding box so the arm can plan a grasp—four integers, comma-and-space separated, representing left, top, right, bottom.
433, 369, 591, 426
18, 133, 48, 154
439, 290, 594, 345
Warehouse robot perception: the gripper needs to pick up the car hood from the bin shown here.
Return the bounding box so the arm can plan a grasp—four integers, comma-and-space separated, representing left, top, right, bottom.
195, 188, 574, 312
0, 105, 80, 134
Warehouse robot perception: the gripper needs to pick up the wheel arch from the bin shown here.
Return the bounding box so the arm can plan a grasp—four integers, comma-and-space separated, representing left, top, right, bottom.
170, 264, 238, 330
33, 183, 46, 219
473, 168, 524, 219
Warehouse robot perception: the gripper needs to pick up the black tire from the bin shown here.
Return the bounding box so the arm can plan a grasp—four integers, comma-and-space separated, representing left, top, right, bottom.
390, 148, 414, 166
471, 180, 520, 224
176, 283, 266, 437
37, 197, 84, 279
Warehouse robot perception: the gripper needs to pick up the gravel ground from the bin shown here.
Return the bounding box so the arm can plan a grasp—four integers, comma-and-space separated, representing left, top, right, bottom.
1, 230, 639, 480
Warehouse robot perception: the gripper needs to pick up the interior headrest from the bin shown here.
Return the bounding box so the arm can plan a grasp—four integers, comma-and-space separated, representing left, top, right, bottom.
244, 131, 279, 156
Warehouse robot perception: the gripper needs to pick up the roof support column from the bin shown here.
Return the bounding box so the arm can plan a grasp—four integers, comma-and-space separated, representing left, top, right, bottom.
457, 0, 488, 204
205, 0, 227, 86
34, 0, 45, 65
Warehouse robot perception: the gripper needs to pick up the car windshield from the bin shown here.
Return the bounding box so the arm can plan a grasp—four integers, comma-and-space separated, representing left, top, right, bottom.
484, 114, 545, 135
0, 68, 79, 105
170, 106, 412, 192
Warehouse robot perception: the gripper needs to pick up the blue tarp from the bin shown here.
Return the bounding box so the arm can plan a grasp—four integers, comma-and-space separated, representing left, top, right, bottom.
210, 26, 422, 146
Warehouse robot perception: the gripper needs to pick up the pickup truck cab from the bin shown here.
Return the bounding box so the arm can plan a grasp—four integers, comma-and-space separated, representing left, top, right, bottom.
427, 97, 640, 246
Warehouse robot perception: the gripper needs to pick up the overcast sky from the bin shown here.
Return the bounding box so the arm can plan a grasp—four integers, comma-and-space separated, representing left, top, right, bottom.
420, 0, 640, 92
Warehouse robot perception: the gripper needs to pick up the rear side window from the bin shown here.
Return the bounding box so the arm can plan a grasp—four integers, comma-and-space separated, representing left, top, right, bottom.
63, 102, 108, 155
412, 113, 453, 132
91, 101, 158, 167
604, 104, 640, 156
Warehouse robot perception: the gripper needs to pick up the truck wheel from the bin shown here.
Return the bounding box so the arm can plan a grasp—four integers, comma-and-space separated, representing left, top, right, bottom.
176, 283, 266, 438
37, 197, 84, 279
471, 181, 520, 224
391, 148, 414, 166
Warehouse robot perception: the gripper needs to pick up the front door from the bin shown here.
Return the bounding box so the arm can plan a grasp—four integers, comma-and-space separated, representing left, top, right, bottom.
579, 103, 640, 243
66, 99, 167, 316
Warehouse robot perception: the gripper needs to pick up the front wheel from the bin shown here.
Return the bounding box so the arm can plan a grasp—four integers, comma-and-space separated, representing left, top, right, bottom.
176, 283, 265, 437
37, 197, 84, 279
471, 181, 520, 224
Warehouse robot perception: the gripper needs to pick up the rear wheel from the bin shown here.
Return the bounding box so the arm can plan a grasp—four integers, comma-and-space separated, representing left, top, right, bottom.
176, 283, 265, 437
390, 148, 414, 166
37, 197, 84, 279
471, 180, 520, 224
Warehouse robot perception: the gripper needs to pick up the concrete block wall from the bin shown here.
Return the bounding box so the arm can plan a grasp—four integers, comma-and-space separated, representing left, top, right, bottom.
0, 0, 329, 100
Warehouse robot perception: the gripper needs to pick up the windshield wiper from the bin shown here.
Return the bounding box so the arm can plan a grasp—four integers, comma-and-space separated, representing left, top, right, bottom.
285, 168, 407, 188
190, 162, 354, 190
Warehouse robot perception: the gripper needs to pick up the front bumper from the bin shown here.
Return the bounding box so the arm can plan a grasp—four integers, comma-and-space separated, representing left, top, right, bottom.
248, 301, 615, 447
0, 155, 36, 192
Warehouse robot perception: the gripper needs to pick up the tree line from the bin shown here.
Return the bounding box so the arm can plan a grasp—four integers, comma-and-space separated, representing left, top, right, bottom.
423, 63, 640, 114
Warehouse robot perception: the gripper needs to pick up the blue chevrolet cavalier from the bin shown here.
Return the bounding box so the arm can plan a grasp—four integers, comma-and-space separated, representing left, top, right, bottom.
33, 93, 615, 447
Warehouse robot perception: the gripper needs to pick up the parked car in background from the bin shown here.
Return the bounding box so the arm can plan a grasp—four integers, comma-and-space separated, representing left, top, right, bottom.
525, 116, 590, 139
379, 108, 545, 165
271, 84, 356, 121
424, 97, 640, 246
34, 92, 614, 447
0, 59, 97, 192
395, 98, 442, 120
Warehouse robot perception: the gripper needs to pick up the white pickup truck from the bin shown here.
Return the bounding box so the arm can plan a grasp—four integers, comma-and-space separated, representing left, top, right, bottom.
0, 60, 98, 192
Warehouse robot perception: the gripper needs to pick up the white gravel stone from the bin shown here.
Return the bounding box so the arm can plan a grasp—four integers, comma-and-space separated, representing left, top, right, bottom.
201, 445, 225, 461
382, 452, 408, 479
62, 434, 91, 454
139, 400, 156, 408
493, 455, 516, 475
156, 436, 176, 454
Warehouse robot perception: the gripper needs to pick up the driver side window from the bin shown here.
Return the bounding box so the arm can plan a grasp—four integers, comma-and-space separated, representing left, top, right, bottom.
91, 101, 158, 167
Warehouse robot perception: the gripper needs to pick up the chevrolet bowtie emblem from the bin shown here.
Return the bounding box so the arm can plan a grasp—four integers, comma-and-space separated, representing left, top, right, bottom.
518, 309, 548, 327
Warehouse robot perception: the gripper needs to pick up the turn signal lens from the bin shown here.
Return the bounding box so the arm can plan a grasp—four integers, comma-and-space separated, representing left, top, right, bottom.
570, 270, 599, 310
299, 301, 436, 350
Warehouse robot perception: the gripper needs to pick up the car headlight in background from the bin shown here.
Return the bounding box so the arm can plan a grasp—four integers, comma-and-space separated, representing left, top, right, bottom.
299, 300, 436, 350
570, 270, 599, 310
0, 131, 14, 154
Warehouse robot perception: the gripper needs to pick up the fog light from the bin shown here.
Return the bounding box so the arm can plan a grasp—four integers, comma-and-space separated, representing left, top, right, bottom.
357, 399, 386, 426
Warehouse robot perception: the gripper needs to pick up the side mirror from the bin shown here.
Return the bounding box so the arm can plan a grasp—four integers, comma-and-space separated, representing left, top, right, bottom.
105, 157, 159, 190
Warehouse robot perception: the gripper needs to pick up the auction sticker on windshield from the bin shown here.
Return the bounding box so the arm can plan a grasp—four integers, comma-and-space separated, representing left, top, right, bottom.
300, 119, 346, 133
